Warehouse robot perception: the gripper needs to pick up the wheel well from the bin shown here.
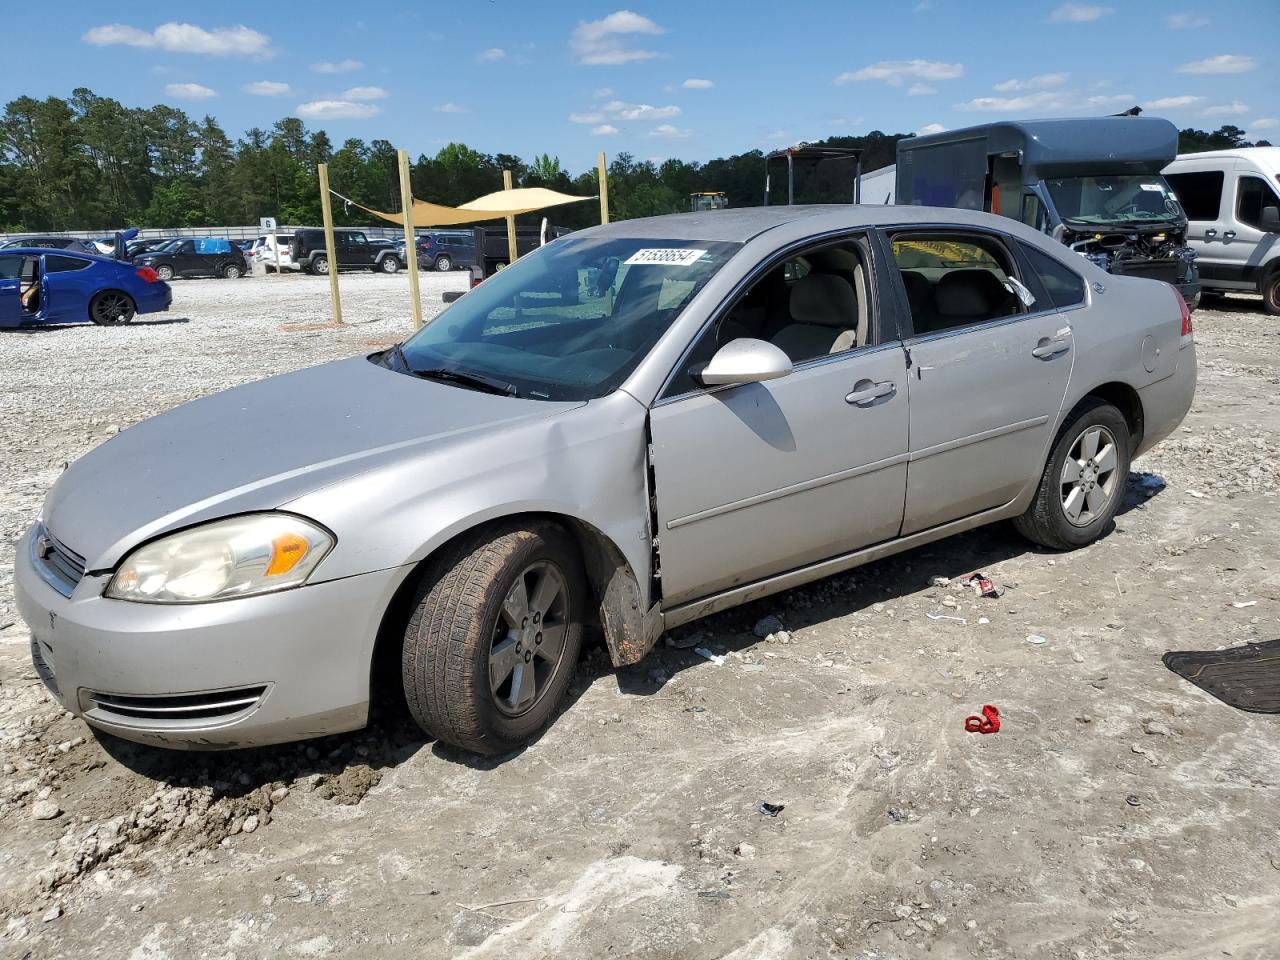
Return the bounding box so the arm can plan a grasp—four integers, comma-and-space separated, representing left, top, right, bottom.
367, 512, 648, 705
1081, 382, 1144, 451
87, 288, 135, 314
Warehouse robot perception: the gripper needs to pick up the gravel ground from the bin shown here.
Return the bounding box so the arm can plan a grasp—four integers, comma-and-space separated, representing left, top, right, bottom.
0, 278, 1278, 959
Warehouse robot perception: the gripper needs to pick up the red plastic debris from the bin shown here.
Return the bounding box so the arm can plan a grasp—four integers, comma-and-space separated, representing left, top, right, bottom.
964, 704, 1001, 734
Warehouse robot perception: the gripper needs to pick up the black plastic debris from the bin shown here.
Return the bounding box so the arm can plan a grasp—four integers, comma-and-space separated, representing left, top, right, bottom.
756, 800, 784, 817
1163, 639, 1280, 713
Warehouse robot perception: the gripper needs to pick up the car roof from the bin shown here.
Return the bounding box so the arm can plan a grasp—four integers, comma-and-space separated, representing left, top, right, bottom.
0, 247, 118, 263
577, 203, 1044, 243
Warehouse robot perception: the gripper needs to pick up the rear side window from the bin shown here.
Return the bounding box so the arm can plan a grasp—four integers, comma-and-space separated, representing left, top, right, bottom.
45, 254, 91, 273
1020, 243, 1086, 309
1165, 171, 1224, 221
889, 234, 1024, 335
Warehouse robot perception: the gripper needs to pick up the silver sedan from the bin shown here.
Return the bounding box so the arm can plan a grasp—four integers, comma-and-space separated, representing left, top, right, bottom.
14, 205, 1196, 753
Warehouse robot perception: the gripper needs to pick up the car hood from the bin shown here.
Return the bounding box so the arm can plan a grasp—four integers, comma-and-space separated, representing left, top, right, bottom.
42, 357, 581, 570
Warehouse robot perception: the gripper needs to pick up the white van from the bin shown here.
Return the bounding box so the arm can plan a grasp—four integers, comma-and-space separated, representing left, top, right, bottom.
1163, 147, 1280, 314
253, 233, 298, 273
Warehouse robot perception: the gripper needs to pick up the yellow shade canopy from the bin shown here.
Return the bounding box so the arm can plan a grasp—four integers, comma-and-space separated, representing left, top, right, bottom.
352, 187, 594, 227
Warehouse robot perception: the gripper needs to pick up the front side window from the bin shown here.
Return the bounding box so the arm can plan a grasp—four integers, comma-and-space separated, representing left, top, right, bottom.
890, 234, 1024, 335
0, 254, 21, 279
391, 237, 739, 401
1165, 171, 1224, 222
1020, 243, 1086, 309
1044, 175, 1184, 226
1237, 175, 1280, 231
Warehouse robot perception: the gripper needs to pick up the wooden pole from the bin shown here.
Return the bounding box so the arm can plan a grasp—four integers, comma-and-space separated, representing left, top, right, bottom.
317, 163, 342, 325
502, 169, 518, 267
597, 152, 610, 225
397, 149, 424, 330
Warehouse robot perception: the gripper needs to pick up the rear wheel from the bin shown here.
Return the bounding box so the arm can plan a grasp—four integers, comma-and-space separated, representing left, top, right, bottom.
1262, 269, 1280, 316
89, 291, 136, 326
154, 264, 174, 281
402, 522, 585, 754
434, 254, 452, 272
380, 256, 400, 274
222, 263, 243, 279
312, 256, 329, 275
1013, 398, 1131, 550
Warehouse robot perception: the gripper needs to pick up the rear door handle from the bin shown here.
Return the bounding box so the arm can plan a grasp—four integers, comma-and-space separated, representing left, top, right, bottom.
1032, 337, 1071, 359
1204, 228, 1218, 238
1223, 230, 1236, 239
846, 380, 896, 405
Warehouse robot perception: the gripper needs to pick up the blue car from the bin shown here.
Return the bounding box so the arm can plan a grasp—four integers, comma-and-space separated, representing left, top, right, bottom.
0, 247, 172, 328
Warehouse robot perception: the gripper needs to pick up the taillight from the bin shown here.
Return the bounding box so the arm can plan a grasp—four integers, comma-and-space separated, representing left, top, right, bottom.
135, 266, 159, 283
1173, 286, 1192, 337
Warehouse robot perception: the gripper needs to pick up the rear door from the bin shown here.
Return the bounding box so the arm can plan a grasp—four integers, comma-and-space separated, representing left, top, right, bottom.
882, 228, 1073, 535
343, 232, 373, 267
1165, 167, 1237, 287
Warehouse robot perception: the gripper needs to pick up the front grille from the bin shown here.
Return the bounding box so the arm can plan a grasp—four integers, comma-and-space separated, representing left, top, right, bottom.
30, 637, 60, 698
35, 526, 86, 596
1114, 259, 1179, 284
81, 685, 270, 728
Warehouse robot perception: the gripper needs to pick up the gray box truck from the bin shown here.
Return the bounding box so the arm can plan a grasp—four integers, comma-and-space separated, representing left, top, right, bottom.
895, 116, 1201, 307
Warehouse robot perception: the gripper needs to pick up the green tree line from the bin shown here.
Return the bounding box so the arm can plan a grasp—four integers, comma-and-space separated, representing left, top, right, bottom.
0, 88, 1268, 233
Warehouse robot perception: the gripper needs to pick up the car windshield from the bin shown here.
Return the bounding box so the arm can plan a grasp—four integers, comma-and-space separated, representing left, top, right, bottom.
1044, 175, 1185, 226
389, 236, 739, 401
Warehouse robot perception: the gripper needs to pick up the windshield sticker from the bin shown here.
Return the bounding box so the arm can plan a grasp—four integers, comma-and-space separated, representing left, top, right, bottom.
1139, 183, 1164, 192
624, 248, 707, 267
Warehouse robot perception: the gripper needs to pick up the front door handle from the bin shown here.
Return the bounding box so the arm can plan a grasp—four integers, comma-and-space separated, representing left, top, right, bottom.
1032, 337, 1071, 359
846, 380, 896, 405
1205, 228, 1218, 238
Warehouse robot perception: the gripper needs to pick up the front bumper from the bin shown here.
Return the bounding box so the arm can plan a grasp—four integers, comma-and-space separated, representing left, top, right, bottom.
14, 523, 408, 749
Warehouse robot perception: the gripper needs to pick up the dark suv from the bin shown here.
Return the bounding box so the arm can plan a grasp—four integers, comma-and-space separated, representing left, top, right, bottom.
420, 231, 476, 272
290, 229, 404, 275
133, 238, 248, 280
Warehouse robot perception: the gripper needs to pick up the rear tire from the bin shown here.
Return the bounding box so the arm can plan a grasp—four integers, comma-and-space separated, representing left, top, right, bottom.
222, 263, 243, 279
88, 291, 137, 326
312, 256, 329, 276
402, 522, 585, 755
434, 255, 452, 272
1013, 398, 1131, 551
155, 264, 174, 281
380, 256, 400, 274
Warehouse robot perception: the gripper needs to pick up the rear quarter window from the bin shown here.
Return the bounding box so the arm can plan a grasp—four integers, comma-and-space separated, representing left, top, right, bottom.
45, 254, 91, 273
1019, 243, 1086, 309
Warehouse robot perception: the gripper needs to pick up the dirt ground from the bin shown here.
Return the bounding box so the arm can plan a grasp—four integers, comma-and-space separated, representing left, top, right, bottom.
1, 274, 1277, 960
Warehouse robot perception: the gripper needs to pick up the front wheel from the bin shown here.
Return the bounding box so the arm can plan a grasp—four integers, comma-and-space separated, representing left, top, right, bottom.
434, 255, 452, 272
155, 264, 174, 281
1262, 269, 1280, 316
402, 522, 585, 754
1014, 399, 1131, 550
380, 256, 400, 274
89, 291, 137, 326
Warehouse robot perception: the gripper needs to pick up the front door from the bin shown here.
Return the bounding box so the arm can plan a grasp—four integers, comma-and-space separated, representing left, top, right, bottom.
0, 253, 23, 328
883, 230, 1073, 535
172, 240, 199, 275
649, 236, 910, 607
1216, 169, 1280, 288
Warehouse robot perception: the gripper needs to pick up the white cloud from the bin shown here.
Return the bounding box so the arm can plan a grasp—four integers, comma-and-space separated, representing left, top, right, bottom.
835, 59, 964, 86
1146, 95, 1204, 109
1167, 12, 1209, 28
912, 1, 932, 10
477, 47, 505, 62
341, 86, 388, 101
1050, 4, 1113, 22
571, 10, 666, 65
682, 78, 713, 89
568, 112, 605, 124
591, 124, 620, 136
1251, 118, 1279, 131
907, 83, 936, 96
604, 100, 681, 120
1201, 101, 1249, 117
646, 123, 691, 139
84, 22, 272, 58
917, 122, 947, 135
242, 80, 290, 96
311, 59, 363, 74
1178, 54, 1257, 75
993, 72, 1069, 92
592, 87, 615, 99
956, 90, 1134, 112
434, 102, 469, 114
296, 100, 379, 119
165, 82, 216, 100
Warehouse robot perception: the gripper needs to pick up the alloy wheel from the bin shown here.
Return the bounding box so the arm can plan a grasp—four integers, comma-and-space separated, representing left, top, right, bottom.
92, 292, 134, 325
488, 561, 570, 717
1060, 425, 1119, 526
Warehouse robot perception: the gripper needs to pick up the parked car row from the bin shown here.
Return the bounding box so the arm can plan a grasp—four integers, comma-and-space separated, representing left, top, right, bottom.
248, 229, 478, 275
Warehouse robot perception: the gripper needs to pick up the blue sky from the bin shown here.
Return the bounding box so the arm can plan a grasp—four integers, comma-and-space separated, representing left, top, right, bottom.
4, 1, 1275, 168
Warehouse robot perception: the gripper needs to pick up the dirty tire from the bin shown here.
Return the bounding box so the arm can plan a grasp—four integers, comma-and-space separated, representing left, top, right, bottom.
1263, 268, 1280, 316
402, 522, 585, 754
1013, 398, 1131, 551
88, 290, 136, 326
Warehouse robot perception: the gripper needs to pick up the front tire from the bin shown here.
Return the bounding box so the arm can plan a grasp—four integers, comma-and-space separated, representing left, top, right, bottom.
434, 254, 452, 272
155, 264, 174, 281
1013, 398, 1131, 550
89, 291, 137, 326
402, 522, 585, 755
1262, 269, 1280, 316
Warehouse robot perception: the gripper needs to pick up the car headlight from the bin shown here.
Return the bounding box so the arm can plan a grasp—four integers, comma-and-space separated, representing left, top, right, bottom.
105, 514, 334, 603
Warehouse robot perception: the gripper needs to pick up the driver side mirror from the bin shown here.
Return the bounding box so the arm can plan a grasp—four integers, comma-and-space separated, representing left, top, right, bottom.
1261, 205, 1280, 233
697, 338, 793, 386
